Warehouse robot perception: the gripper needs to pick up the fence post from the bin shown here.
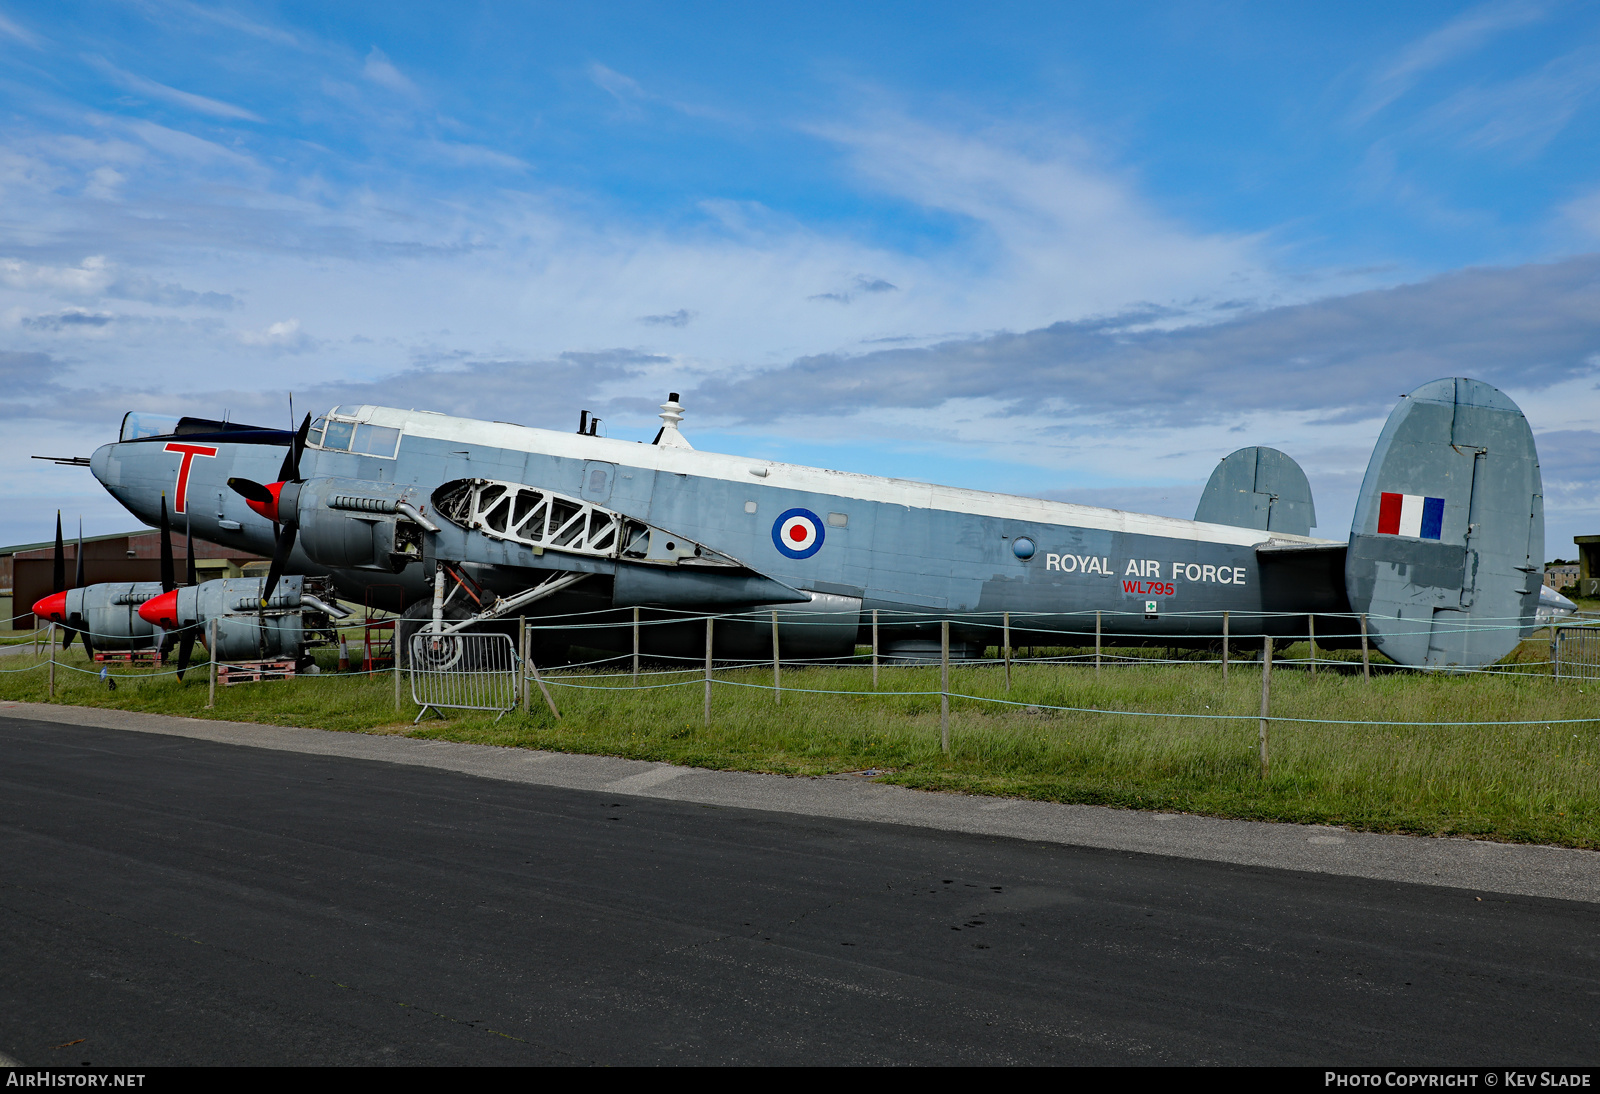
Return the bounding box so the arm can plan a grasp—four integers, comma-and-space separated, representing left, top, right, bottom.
1222, 610, 1230, 683
1003, 611, 1011, 691
1258, 635, 1272, 780
1552, 629, 1560, 678
632, 605, 640, 687
871, 608, 879, 691
704, 616, 713, 726
940, 619, 950, 755
47, 623, 55, 699
394, 653, 402, 712
1360, 613, 1371, 682
517, 616, 527, 712
207, 617, 217, 708
525, 645, 560, 720
1308, 614, 1316, 676
771, 609, 781, 704
1095, 611, 1102, 677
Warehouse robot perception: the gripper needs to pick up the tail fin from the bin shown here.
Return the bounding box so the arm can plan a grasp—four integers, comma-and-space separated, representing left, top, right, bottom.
1194, 446, 1315, 536
1345, 378, 1543, 668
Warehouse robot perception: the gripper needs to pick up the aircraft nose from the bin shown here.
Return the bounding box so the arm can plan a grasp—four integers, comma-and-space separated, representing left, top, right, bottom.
32, 590, 68, 621
139, 589, 180, 629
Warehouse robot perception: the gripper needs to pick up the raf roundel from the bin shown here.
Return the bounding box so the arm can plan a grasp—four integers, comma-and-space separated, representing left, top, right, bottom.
773, 507, 825, 560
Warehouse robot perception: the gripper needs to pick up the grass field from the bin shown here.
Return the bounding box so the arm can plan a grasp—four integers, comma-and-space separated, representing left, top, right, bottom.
4, 634, 1599, 850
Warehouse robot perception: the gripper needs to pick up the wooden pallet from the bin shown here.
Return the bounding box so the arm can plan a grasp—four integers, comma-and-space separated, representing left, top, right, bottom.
218, 660, 297, 685
94, 649, 167, 664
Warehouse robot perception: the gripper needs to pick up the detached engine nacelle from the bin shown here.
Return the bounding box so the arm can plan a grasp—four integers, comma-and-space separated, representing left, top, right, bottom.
33, 582, 166, 651
139, 574, 346, 662
279, 478, 435, 573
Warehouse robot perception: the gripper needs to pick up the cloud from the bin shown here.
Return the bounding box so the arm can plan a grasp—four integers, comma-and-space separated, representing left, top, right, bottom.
0, 9, 41, 47
1417, 41, 1600, 155
21, 309, 115, 330
0, 255, 113, 295
639, 309, 694, 327
693, 254, 1600, 427
238, 317, 315, 351
1352, 0, 1551, 123
807, 275, 900, 305
813, 113, 1270, 321
303, 349, 660, 425
0, 256, 235, 309
87, 56, 265, 122
362, 46, 419, 96
0, 350, 74, 417
589, 62, 648, 107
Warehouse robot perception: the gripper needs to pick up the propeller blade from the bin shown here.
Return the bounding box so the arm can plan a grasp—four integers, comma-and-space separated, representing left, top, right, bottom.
261, 524, 297, 606
61, 625, 75, 649
159, 494, 176, 592
185, 511, 197, 587
52, 512, 64, 594
227, 477, 275, 506
74, 519, 86, 589
78, 613, 95, 660
176, 630, 195, 682
277, 414, 310, 482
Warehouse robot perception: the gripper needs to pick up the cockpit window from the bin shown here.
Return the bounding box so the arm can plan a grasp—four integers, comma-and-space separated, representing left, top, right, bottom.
309, 418, 400, 459
120, 412, 182, 442
321, 418, 355, 451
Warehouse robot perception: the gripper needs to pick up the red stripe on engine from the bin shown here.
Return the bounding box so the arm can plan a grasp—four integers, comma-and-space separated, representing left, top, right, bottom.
1377, 491, 1403, 535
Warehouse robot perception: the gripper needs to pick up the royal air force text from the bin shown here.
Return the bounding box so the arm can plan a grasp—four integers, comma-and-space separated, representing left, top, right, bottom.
1043, 554, 1248, 591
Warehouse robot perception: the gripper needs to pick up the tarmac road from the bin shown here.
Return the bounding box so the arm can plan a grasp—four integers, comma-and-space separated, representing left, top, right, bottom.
2, 710, 1598, 1066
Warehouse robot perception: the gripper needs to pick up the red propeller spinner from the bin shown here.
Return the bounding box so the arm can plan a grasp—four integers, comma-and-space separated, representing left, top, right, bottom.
138, 589, 180, 630
241, 481, 286, 523
31, 590, 68, 622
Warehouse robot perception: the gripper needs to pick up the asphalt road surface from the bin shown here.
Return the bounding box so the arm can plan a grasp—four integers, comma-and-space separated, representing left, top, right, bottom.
3, 714, 1598, 1066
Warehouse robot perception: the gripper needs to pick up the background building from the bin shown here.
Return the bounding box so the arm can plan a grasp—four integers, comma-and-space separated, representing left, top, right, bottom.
0, 530, 267, 630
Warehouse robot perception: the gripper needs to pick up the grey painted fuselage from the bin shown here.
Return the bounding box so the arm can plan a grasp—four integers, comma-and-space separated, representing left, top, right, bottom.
89, 406, 1340, 660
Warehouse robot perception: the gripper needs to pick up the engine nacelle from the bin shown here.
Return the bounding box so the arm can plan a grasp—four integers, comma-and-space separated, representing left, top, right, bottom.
34, 583, 166, 650
147, 575, 342, 662
287, 478, 432, 573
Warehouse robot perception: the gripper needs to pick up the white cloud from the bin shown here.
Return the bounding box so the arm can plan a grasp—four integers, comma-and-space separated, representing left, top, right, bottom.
239, 317, 312, 350
0, 9, 41, 47
88, 56, 265, 122
1352, 0, 1552, 123
362, 46, 418, 96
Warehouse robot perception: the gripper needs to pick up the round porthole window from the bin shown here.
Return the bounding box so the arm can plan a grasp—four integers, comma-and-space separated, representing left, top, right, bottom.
1012, 537, 1036, 560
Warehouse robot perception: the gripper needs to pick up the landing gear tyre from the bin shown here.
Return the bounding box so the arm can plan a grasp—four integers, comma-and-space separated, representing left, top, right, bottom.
396, 601, 481, 671
395, 600, 568, 671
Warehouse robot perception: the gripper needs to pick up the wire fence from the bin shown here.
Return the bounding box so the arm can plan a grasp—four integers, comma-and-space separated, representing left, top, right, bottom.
6, 607, 1600, 763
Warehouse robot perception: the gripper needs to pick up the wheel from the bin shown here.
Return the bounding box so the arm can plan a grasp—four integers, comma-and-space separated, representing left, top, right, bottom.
396, 600, 480, 671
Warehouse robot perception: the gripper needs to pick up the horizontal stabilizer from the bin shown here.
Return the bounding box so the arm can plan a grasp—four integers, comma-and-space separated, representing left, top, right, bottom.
1194, 447, 1315, 536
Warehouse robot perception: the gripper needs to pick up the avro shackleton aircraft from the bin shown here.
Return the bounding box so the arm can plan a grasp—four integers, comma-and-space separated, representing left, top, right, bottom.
54, 376, 1543, 670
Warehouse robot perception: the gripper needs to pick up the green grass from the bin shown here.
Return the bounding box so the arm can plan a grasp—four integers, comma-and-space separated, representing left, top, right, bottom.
5, 640, 1600, 849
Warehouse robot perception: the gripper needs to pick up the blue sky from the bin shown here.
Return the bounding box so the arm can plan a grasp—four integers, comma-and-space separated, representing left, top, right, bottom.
3, 0, 1600, 555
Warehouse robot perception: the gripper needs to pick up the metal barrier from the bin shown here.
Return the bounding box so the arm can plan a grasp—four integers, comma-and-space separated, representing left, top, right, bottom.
1554, 627, 1600, 680
409, 630, 519, 722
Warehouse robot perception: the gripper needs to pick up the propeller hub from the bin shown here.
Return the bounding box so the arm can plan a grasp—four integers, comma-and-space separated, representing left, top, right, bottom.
31, 590, 68, 622
245, 481, 286, 523
138, 589, 181, 629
